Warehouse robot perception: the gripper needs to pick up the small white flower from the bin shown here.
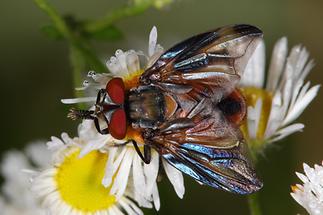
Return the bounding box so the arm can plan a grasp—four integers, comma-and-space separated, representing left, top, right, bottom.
31, 133, 143, 215
291, 162, 323, 215
241, 37, 320, 147
0, 142, 49, 215
61, 26, 185, 210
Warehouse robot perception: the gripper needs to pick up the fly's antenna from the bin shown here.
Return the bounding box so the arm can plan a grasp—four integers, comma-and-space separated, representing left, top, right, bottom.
67, 108, 95, 120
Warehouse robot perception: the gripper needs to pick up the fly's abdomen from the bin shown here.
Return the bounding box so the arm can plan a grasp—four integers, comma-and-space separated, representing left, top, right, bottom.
128, 85, 166, 129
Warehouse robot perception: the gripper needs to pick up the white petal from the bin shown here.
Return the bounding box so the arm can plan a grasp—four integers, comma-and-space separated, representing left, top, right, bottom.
119, 198, 144, 215
126, 50, 140, 74
152, 183, 160, 211
148, 26, 158, 57
119, 199, 138, 215
162, 159, 185, 199
103, 147, 127, 187
296, 172, 309, 183
124, 198, 144, 215
115, 49, 129, 76
111, 148, 134, 199
280, 45, 302, 87
293, 46, 310, 81
61, 133, 73, 145
264, 92, 284, 139
102, 147, 117, 187
269, 123, 304, 142
282, 85, 320, 125
79, 137, 107, 158
47, 136, 65, 150
241, 40, 265, 88
25, 142, 51, 168
144, 150, 159, 197
107, 56, 123, 75
60, 97, 96, 104
247, 99, 262, 139
132, 153, 148, 206
303, 163, 314, 179
281, 79, 293, 117
289, 80, 307, 112
300, 59, 315, 82
77, 120, 99, 140
290, 192, 303, 206
266, 37, 288, 91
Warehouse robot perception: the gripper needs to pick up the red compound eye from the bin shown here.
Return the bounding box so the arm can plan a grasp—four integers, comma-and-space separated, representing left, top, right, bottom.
106, 78, 125, 104
109, 109, 127, 139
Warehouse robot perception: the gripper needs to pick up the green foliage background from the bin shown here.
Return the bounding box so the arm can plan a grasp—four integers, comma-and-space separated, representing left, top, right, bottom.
1, 0, 323, 214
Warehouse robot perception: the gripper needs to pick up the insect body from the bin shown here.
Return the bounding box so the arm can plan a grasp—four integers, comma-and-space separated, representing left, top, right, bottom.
69, 24, 263, 194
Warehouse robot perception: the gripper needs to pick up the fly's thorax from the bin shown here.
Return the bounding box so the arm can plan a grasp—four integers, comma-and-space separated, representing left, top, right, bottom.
127, 85, 166, 129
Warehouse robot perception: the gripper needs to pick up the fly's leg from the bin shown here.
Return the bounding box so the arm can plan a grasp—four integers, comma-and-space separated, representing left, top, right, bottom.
105, 139, 151, 163
94, 118, 109, 134
110, 141, 130, 147
132, 140, 151, 164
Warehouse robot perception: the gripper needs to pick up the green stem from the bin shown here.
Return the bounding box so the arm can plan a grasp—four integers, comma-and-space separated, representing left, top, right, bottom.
69, 46, 85, 97
248, 192, 262, 215
84, 1, 153, 34
247, 143, 263, 215
34, 0, 105, 72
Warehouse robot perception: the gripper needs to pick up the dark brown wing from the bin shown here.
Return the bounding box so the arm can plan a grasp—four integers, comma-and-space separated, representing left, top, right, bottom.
147, 105, 262, 194
140, 24, 262, 101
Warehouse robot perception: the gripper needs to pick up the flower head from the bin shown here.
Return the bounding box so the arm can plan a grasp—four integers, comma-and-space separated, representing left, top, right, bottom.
291, 162, 323, 215
61, 26, 185, 210
0, 142, 49, 215
31, 133, 143, 215
240, 37, 320, 150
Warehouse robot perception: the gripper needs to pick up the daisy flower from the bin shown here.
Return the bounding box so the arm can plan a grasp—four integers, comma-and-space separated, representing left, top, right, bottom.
0, 142, 49, 215
240, 37, 320, 151
291, 162, 323, 215
31, 132, 143, 215
62, 26, 185, 210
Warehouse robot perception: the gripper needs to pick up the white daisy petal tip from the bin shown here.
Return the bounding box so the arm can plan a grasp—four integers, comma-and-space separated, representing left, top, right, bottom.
291, 162, 323, 215
102, 178, 112, 188
278, 36, 288, 45
61, 97, 96, 104
162, 159, 185, 199
149, 26, 158, 57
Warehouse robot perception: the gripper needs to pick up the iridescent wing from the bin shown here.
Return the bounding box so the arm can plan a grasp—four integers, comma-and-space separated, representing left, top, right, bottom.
147, 101, 262, 194
140, 24, 263, 101
140, 24, 263, 194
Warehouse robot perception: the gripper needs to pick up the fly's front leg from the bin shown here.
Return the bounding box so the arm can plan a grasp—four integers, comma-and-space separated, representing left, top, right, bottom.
94, 118, 109, 134
110, 141, 130, 147
132, 140, 151, 164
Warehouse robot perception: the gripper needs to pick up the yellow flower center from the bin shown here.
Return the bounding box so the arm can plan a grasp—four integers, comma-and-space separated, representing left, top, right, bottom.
123, 69, 144, 90
240, 87, 273, 142
55, 149, 116, 212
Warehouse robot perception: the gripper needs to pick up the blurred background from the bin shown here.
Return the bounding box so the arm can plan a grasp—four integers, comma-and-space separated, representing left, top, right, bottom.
1, 0, 323, 214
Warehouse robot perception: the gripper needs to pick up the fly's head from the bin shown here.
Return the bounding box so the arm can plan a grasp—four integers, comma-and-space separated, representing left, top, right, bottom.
68, 78, 127, 140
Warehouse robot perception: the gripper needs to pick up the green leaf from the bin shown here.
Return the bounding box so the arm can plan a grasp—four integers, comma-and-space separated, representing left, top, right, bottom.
34, 0, 105, 72
41, 25, 63, 40
87, 25, 123, 41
